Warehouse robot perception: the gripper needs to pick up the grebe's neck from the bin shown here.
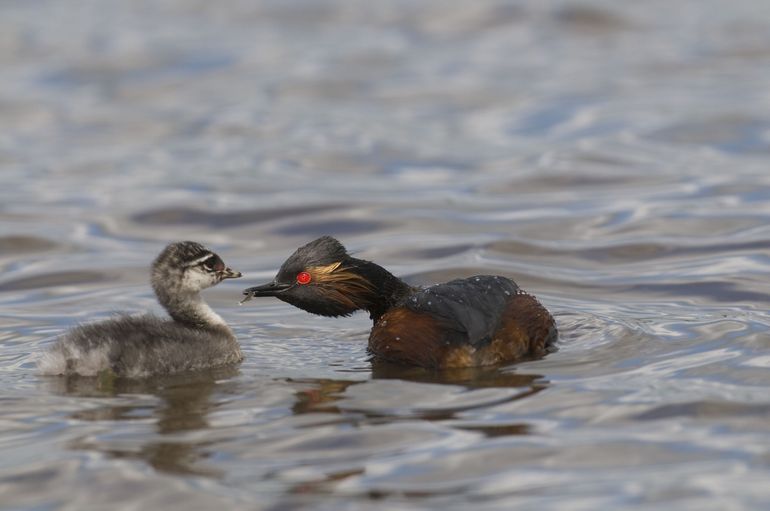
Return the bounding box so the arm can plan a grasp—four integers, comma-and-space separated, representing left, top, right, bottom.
156, 287, 230, 332
349, 258, 414, 323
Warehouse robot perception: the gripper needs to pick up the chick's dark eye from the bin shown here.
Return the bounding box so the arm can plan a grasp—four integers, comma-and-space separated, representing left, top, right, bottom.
202, 254, 224, 272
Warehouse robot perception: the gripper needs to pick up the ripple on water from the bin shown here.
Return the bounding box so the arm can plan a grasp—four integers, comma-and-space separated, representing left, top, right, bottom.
648, 115, 770, 155
0, 271, 116, 292
273, 219, 389, 237
634, 400, 770, 421
0, 236, 59, 255
131, 204, 342, 228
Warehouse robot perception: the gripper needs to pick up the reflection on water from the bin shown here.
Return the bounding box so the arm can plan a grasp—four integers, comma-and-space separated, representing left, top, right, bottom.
3, 0, 770, 509
42, 364, 544, 480
293, 366, 545, 419
45, 367, 240, 477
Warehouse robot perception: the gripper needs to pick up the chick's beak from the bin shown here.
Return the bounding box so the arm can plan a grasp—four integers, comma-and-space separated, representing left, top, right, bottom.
220, 267, 242, 279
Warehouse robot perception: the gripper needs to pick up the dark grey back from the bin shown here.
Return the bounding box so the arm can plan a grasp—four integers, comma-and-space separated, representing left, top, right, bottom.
403, 275, 520, 346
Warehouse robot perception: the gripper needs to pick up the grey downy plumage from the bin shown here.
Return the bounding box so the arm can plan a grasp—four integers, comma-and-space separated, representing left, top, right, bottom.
39, 241, 243, 378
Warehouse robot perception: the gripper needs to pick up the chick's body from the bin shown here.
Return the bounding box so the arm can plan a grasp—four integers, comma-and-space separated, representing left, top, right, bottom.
40, 241, 242, 378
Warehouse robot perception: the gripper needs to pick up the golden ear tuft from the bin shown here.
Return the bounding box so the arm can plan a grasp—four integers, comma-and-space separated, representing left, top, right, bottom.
311, 261, 343, 278
308, 261, 377, 308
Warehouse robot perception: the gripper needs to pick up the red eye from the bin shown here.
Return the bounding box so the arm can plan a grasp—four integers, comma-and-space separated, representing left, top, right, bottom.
296, 271, 312, 285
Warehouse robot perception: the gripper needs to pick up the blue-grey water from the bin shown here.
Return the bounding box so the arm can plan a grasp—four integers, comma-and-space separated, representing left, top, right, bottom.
2, 1, 770, 509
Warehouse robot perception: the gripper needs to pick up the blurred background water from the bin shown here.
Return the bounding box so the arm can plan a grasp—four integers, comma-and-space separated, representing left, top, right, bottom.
2, 0, 770, 509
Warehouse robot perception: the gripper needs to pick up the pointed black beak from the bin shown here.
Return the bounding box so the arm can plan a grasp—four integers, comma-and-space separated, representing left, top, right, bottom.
242, 280, 292, 298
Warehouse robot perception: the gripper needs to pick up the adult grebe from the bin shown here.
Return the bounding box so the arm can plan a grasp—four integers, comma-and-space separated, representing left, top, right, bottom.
242, 236, 556, 368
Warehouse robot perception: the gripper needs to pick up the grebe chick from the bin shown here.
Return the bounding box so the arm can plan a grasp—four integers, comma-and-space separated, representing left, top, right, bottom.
242, 236, 557, 369
40, 241, 243, 378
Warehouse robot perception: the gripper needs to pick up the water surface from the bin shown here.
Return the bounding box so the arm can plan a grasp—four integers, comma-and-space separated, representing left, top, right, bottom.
2, 1, 770, 509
